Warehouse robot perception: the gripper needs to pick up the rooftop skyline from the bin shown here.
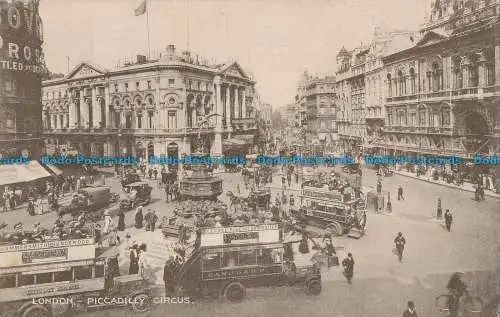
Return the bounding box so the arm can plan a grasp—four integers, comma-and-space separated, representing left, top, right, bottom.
40, 0, 431, 108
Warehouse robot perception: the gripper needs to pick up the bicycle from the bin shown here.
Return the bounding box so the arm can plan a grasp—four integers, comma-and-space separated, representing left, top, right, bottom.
435, 293, 483, 317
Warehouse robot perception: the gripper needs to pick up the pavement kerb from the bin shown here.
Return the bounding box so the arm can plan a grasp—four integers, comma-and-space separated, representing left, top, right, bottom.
394, 171, 500, 199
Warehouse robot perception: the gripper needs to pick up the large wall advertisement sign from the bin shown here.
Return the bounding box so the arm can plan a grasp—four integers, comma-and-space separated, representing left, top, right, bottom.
0, 0, 44, 75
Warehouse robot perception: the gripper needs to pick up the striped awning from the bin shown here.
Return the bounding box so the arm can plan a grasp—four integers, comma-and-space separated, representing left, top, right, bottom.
0, 161, 52, 186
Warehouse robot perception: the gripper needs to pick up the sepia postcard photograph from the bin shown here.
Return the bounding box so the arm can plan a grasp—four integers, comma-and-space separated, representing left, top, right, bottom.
0, 0, 499, 316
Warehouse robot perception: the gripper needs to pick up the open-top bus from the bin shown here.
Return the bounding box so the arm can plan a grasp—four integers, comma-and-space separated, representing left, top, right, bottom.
0, 238, 151, 317
174, 223, 322, 301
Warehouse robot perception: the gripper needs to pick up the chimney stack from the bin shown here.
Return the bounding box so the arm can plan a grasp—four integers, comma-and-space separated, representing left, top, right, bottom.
166, 44, 176, 56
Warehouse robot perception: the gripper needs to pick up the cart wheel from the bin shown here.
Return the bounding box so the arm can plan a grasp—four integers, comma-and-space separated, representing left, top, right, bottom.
131, 293, 151, 312
22, 305, 50, 317
307, 279, 322, 295
224, 282, 246, 302
326, 222, 342, 236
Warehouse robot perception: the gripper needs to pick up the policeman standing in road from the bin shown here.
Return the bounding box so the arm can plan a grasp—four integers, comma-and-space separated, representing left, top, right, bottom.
444, 209, 453, 232
394, 232, 406, 262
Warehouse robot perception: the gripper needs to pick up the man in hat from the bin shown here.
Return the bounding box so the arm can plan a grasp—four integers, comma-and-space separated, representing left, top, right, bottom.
394, 232, 406, 262
444, 209, 453, 232
135, 206, 144, 229
163, 256, 176, 295
129, 243, 139, 274
402, 300, 418, 317
342, 253, 355, 284
398, 185, 404, 200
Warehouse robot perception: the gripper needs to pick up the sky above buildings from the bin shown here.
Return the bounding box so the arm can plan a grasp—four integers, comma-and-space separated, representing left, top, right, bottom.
40, 0, 431, 109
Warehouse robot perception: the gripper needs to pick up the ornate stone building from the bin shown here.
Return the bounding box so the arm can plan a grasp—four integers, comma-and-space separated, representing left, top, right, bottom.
42, 45, 258, 161
335, 46, 368, 154
295, 71, 337, 152
381, 0, 499, 159
364, 28, 416, 152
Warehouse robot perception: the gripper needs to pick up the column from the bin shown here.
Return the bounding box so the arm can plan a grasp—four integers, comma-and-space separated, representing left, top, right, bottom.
241, 88, 246, 118
51, 115, 56, 129
443, 56, 451, 89
62, 113, 66, 128
104, 85, 110, 127
79, 88, 85, 127
225, 85, 231, 128
91, 86, 96, 127
68, 101, 75, 128
495, 45, 500, 86
462, 56, 471, 88
234, 86, 240, 119
191, 106, 197, 128
215, 78, 223, 129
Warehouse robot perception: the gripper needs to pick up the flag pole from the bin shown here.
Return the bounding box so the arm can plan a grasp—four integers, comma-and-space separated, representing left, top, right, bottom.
146, 0, 151, 59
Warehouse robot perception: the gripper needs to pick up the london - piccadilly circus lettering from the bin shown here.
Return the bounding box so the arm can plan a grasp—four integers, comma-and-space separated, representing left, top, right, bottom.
0, 0, 44, 75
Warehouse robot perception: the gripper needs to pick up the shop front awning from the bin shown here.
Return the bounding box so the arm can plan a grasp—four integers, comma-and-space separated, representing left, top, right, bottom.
0, 161, 52, 186
44, 164, 64, 176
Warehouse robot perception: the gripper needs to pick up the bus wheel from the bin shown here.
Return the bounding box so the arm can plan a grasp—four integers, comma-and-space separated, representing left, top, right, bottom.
224, 282, 246, 302
22, 305, 51, 317
326, 222, 342, 236
307, 279, 322, 295
131, 293, 151, 313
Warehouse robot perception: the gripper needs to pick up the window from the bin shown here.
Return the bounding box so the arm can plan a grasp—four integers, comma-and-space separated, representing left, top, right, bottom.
137, 114, 142, 129
168, 79, 175, 88
58, 91, 62, 98
0, 274, 16, 289
136, 82, 140, 90
54, 269, 73, 282
95, 264, 104, 278
114, 84, 118, 92
124, 83, 129, 91
5, 78, 16, 93
148, 112, 154, 128
147, 80, 152, 89
222, 251, 238, 267
238, 250, 257, 266
74, 266, 93, 280
203, 252, 221, 271
18, 274, 35, 286
168, 111, 177, 129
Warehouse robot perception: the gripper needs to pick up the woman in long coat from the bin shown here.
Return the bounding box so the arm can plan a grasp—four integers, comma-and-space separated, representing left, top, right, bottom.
117, 209, 126, 231
134, 206, 144, 229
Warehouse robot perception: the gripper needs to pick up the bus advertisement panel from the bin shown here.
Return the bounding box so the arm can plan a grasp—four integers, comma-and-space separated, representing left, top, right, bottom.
0, 239, 96, 268
200, 224, 281, 247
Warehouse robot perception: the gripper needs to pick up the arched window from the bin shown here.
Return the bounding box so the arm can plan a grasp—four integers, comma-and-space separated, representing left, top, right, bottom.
432, 62, 441, 91
397, 70, 405, 96
409, 68, 416, 94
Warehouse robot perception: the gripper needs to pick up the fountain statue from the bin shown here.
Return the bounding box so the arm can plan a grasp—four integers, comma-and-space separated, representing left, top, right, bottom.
179, 114, 223, 201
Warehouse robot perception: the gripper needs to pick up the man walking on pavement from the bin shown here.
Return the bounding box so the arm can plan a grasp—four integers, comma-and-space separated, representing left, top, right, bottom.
394, 232, 406, 262
444, 209, 453, 232
342, 253, 355, 284
398, 185, 404, 200
402, 300, 418, 317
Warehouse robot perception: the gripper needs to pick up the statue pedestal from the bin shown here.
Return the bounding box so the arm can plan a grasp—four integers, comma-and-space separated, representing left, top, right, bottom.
179, 152, 223, 201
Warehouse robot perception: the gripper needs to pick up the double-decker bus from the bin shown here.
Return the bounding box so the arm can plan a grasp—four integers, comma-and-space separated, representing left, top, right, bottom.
175, 223, 322, 301
299, 185, 367, 238
0, 238, 150, 317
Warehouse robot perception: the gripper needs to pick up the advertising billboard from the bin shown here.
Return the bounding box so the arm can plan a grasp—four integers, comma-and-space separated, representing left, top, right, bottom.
0, 0, 44, 75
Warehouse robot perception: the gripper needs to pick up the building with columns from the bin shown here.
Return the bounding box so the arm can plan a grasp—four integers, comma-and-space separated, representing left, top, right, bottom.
335, 46, 368, 154
380, 0, 499, 159
41, 45, 258, 161
363, 28, 416, 152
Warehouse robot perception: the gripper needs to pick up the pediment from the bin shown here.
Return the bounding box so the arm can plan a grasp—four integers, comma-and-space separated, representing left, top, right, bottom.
220, 62, 248, 79
416, 30, 449, 47
66, 62, 107, 80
